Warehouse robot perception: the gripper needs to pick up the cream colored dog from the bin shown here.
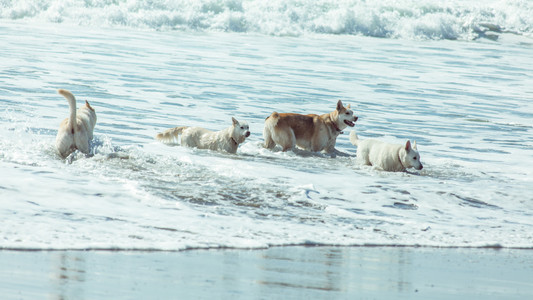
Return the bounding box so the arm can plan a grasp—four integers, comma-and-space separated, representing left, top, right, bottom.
350, 130, 423, 172
156, 117, 251, 154
263, 100, 357, 155
55, 89, 97, 158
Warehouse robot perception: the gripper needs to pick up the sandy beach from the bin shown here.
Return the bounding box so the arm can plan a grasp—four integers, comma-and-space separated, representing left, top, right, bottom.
1, 246, 532, 299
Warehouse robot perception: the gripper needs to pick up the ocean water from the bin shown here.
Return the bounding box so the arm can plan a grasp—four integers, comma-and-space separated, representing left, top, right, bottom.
1, 0, 532, 251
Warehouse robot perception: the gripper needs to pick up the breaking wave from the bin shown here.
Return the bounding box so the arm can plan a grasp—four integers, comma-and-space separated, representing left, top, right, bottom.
1, 0, 532, 40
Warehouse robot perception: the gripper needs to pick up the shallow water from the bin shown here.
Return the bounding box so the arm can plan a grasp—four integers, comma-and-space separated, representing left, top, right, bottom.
1, 2, 533, 251
2, 247, 532, 299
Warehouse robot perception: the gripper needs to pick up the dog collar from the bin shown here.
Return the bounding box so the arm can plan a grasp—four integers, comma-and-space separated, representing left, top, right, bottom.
398, 153, 406, 170
231, 137, 238, 145
331, 119, 343, 134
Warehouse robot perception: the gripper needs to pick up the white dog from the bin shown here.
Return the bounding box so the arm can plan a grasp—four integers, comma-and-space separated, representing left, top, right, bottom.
263, 100, 358, 156
350, 130, 423, 172
156, 117, 250, 154
55, 89, 97, 158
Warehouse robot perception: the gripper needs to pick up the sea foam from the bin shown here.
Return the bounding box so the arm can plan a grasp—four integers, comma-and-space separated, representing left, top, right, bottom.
1, 0, 532, 40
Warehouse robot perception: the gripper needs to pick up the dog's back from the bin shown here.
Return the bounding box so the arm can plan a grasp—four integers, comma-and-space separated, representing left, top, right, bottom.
266, 112, 316, 135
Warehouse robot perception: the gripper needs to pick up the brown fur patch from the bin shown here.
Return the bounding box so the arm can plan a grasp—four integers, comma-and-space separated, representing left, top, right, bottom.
263, 100, 357, 153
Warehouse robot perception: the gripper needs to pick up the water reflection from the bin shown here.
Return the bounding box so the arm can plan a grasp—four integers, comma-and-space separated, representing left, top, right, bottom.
51, 252, 86, 300
3, 247, 529, 299
258, 247, 344, 292
44, 247, 413, 297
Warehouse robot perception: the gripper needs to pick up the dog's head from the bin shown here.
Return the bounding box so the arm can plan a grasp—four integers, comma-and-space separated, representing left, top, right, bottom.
79, 100, 97, 129
335, 100, 358, 129
85, 100, 95, 112
402, 140, 423, 170
231, 117, 251, 144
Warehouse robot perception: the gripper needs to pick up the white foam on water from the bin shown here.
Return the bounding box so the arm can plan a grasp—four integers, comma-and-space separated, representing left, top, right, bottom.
0, 20, 532, 250
1, 0, 532, 41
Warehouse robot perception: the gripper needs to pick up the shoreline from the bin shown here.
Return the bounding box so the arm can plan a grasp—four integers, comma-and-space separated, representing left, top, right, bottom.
2, 243, 533, 252
2, 246, 532, 299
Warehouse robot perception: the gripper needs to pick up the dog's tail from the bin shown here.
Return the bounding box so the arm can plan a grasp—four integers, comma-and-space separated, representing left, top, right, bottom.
58, 89, 77, 133
155, 126, 187, 144
265, 112, 279, 121
265, 112, 280, 126
349, 130, 359, 146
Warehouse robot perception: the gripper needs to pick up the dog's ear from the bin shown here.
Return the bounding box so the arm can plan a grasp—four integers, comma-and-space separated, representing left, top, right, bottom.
413, 140, 418, 150
346, 104, 351, 109
405, 140, 412, 151
336, 100, 344, 111
232, 117, 239, 126
85, 100, 94, 111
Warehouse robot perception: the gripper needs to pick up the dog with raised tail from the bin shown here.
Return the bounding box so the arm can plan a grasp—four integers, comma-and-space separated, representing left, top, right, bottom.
55, 89, 97, 158
263, 100, 358, 156
350, 130, 423, 172
155, 117, 250, 154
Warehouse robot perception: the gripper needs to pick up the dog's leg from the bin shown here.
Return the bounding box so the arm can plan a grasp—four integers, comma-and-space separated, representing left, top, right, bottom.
280, 129, 296, 152
76, 136, 90, 155
323, 139, 350, 158
282, 145, 294, 152
327, 148, 351, 158
263, 126, 276, 149
356, 149, 372, 166
56, 128, 75, 158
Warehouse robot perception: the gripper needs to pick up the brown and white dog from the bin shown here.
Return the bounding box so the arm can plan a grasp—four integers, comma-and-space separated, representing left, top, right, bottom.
263, 100, 357, 156
156, 117, 251, 154
55, 89, 97, 158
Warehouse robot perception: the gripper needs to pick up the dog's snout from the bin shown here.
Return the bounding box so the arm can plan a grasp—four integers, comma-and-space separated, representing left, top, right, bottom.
354, 116, 359, 122
245, 131, 250, 137
418, 164, 423, 170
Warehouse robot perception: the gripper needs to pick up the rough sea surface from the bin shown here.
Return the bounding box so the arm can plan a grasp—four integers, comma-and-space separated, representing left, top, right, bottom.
1, 0, 532, 250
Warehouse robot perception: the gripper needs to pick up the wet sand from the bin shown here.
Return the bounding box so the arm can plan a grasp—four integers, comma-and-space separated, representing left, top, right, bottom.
1, 246, 532, 299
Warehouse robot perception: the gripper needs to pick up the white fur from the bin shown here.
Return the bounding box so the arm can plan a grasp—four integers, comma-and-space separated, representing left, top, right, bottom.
350, 131, 423, 172
156, 117, 250, 154
55, 89, 97, 158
